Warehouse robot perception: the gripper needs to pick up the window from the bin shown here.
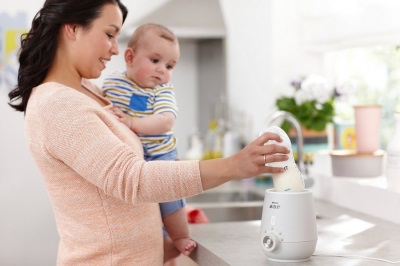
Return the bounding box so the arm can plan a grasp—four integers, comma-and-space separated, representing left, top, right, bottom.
325, 45, 400, 147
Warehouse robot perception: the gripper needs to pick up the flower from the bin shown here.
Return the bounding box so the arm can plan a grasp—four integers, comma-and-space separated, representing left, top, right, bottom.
276, 74, 336, 132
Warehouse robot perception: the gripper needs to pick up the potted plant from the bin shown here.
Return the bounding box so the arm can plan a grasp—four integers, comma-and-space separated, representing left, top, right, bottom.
276, 74, 335, 134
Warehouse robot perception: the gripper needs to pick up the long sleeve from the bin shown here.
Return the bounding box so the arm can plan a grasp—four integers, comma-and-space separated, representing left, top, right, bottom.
27, 82, 203, 204
24, 82, 203, 265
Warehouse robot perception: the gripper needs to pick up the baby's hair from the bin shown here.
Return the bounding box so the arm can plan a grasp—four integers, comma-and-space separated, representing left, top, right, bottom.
128, 23, 177, 51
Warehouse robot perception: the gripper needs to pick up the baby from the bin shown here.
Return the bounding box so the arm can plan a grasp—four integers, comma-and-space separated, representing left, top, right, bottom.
102, 23, 196, 261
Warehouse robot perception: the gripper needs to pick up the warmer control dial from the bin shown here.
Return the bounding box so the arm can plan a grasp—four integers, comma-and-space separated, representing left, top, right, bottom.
262, 233, 280, 252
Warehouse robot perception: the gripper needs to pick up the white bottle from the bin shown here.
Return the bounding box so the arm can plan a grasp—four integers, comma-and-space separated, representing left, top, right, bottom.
259, 126, 305, 192
385, 112, 400, 193
186, 131, 204, 160
223, 129, 242, 158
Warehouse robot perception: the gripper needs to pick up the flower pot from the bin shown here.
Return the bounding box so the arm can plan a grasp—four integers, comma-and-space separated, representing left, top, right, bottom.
354, 105, 382, 153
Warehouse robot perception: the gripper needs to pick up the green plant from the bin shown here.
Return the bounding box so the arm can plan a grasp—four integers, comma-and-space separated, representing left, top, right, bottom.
276, 74, 335, 132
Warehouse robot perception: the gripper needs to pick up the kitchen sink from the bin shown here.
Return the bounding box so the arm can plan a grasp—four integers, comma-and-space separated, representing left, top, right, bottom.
186, 190, 264, 203
186, 187, 321, 223
186, 189, 265, 222
196, 204, 263, 223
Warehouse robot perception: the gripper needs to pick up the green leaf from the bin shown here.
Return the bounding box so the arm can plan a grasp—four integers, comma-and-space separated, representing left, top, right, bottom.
275, 97, 335, 132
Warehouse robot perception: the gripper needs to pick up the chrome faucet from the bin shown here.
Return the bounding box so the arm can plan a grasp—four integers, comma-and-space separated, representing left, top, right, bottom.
267, 111, 306, 175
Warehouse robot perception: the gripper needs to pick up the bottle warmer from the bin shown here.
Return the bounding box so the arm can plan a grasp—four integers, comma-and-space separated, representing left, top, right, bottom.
260, 189, 318, 262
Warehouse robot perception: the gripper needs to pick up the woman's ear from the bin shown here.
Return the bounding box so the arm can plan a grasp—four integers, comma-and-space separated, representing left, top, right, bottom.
124, 47, 134, 66
64, 24, 79, 40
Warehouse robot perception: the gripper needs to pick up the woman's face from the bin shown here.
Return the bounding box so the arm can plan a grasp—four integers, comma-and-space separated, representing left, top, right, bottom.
73, 3, 123, 79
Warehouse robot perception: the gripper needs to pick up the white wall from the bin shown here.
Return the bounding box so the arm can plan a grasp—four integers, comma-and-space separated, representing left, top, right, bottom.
0, 95, 59, 265
220, 0, 322, 143
220, 0, 274, 143
1, 3, 59, 265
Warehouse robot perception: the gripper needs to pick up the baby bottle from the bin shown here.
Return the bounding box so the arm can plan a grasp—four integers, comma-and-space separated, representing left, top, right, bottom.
259, 126, 305, 192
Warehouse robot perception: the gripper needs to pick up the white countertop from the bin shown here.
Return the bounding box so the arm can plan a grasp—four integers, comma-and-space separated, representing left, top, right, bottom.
185, 169, 400, 266
188, 199, 400, 265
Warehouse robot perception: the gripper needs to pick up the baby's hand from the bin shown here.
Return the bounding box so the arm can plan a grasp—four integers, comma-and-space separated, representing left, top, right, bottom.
104, 105, 117, 117
111, 106, 125, 119
105, 106, 131, 127
104, 105, 120, 118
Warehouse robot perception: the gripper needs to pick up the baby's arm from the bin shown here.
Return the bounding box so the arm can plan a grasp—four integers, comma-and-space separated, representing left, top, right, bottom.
110, 107, 175, 135
130, 112, 175, 135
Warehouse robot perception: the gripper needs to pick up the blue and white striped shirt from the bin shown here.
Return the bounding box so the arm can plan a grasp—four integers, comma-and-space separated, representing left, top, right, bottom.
102, 71, 178, 156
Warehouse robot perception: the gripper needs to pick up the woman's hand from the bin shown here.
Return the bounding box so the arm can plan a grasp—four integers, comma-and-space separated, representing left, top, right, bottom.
229, 131, 290, 177
199, 132, 290, 190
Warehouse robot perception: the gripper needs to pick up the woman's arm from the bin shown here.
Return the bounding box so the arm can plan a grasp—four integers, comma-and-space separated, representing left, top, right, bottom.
199, 132, 289, 190
44, 83, 288, 203
107, 102, 289, 191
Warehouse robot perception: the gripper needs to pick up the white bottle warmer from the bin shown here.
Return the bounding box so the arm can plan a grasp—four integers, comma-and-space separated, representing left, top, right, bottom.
260, 189, 318, 262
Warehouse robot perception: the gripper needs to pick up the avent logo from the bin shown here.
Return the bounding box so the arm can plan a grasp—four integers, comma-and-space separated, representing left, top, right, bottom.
269, 201, 280, 209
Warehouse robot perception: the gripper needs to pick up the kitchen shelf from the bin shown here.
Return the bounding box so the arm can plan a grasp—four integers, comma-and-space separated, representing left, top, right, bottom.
313, 174, 400, 225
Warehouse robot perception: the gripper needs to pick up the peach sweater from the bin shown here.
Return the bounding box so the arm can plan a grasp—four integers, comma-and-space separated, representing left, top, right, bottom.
24, 82, 203, 265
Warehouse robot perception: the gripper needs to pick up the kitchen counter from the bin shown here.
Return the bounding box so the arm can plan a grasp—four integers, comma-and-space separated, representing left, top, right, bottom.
187, 193, 400, 265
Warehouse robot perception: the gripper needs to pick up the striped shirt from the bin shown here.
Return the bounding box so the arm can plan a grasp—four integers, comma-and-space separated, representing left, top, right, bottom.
102, 71, 178, 156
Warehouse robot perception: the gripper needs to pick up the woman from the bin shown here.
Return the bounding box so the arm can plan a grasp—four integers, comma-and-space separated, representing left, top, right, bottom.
8, 0, 289, 265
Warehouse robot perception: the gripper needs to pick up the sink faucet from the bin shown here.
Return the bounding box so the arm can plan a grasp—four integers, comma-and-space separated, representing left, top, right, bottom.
267, 111, 306, 175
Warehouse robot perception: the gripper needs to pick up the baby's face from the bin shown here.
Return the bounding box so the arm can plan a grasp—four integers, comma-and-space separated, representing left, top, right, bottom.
126, 34, 180, 88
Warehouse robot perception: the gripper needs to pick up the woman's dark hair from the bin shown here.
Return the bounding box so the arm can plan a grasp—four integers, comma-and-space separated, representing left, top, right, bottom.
8, 0, 128, 113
